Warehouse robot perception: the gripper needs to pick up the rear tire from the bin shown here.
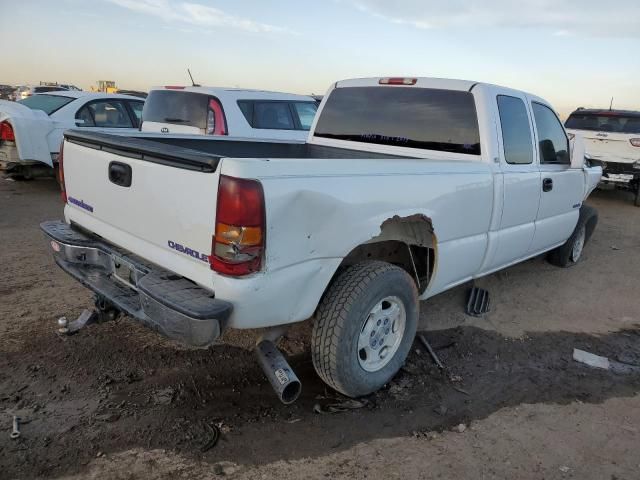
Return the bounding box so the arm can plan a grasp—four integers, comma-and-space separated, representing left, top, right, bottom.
311, 261, 418, 398
548, 205, 598, 267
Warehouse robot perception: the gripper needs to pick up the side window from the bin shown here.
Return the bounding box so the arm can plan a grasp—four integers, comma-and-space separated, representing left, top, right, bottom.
237, 101, 295, 130
75, 106, 96, 127
292, 102, 317, 130
87, 100, 134, 128
532, 102, 570, 164
128, 101, 144, 127
497, 95, 533, 165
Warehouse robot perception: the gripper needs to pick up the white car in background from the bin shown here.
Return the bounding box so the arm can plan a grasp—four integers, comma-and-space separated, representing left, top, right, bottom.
0, 91, 144, 177
11, 85, 71, 101
565, 108, 640, 206
140, 86, 318, 141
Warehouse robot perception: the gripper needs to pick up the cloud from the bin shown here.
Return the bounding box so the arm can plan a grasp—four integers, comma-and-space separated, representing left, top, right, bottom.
351, 0, 640, 37
105, 0, 293, 34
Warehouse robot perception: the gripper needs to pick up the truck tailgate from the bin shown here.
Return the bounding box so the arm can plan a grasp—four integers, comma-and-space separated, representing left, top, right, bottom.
62, 132, 221, 289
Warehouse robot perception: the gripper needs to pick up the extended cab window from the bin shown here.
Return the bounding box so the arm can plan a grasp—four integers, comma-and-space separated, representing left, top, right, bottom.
313, 87, 481, 155
532, 102, 569, 164
497, 95, 533, 165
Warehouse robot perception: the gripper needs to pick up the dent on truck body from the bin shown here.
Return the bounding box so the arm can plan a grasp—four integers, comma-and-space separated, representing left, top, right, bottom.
339, 214, 437, 294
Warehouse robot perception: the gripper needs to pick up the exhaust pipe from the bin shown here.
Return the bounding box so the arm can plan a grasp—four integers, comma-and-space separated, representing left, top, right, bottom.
255, 340, 301, 404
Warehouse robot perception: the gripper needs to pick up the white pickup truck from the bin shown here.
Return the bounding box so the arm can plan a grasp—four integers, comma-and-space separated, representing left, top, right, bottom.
42, 77, 601, 403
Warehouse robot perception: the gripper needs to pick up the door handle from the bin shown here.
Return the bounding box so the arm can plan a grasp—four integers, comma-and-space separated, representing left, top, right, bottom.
542, 177, 553, 192
108, 161, 132, 187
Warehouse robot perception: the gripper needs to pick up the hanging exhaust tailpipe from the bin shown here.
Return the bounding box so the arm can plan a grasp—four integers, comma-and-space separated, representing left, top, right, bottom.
255, 340, 301, 404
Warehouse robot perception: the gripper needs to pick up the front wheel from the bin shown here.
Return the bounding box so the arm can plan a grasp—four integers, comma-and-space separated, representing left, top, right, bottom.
311, 261, 418, 397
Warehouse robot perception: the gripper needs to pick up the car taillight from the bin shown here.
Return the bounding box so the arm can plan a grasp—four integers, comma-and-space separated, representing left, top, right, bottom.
0, 121, 15, 141
206, 98, 227, 135
58, 140, 67, 203
211, 175, 265, 276
379, 77, 417, 85
630, 138, 640, 147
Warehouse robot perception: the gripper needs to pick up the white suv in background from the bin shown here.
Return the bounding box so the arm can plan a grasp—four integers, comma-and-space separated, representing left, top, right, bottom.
565, 108, 640, 206
140, 86, 319, 141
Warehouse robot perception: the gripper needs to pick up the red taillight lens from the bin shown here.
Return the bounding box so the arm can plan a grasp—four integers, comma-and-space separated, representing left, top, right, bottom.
630, 138, 640, 147
211, 175, 265, 276
206, 98, 227, 135
58, 140, 67, 203
379, 77, 417, 85
0, 121, 15, 141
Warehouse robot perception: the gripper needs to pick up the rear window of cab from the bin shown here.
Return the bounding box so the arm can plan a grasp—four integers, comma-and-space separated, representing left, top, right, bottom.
313, 86, 481, 155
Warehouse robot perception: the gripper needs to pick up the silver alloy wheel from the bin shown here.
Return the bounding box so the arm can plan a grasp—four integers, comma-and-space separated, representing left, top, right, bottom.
571, 224, 586, 262
357, 296, 406, 372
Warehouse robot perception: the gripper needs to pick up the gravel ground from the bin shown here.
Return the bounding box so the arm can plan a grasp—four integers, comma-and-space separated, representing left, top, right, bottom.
0, 177, 638, 479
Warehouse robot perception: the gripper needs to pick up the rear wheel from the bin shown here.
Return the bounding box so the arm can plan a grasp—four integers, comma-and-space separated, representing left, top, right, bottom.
312, 261, 418, 397
548, 205, 598, 267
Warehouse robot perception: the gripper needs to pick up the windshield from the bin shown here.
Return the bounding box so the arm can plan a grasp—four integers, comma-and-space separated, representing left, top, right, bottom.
314, 86, 481, 155
18, 94, 74, 115
565, 113, 640, 134
142, 90, 208, 129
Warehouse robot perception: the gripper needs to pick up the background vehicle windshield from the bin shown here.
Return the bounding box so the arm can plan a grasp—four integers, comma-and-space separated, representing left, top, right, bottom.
18, 94, 74, 115
34, 86, 67, 93
565, 113, 640, 134
142, 90, 207, 129
314, 86, 481, 155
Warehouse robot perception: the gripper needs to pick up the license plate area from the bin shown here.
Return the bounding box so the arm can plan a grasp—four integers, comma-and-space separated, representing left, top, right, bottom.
111, 255, 139, 290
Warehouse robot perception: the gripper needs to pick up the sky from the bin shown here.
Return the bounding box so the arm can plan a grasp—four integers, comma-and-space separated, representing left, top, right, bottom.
2, 0, 639, 117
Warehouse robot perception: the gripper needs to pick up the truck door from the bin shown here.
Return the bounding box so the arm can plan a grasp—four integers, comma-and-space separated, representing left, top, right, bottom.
490, 93, 541, 268
529, 101, 583, 252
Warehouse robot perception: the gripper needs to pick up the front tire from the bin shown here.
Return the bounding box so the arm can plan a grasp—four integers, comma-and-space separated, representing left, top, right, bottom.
548, 205, 598, 267
311, 261, 418, 397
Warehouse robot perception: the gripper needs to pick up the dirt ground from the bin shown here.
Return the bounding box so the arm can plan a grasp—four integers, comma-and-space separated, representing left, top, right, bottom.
0, 177, 639, 480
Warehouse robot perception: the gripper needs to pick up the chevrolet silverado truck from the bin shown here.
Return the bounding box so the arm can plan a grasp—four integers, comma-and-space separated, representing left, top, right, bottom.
41, 77, 602, 403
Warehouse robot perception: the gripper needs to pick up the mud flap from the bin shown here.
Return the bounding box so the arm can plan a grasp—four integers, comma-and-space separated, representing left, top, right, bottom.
466, 286, 490, 316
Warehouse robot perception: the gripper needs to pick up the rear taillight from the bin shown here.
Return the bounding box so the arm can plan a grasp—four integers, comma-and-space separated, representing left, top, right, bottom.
0, 121, 15, 141
379, 77, 417, 85
58, 140, 67, 203
211, 175, 265, 276
206, 98, 227, 135
630, 138, 640, 147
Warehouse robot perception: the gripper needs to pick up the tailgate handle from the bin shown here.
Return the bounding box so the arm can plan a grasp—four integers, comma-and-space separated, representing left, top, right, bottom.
108, 161, 132, 187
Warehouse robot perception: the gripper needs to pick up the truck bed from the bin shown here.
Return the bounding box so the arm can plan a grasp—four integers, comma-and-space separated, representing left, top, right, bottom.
64, 130, 415, 172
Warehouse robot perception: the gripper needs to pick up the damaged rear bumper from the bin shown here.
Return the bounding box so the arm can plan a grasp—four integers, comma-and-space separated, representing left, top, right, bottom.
40, 220, 232, 347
